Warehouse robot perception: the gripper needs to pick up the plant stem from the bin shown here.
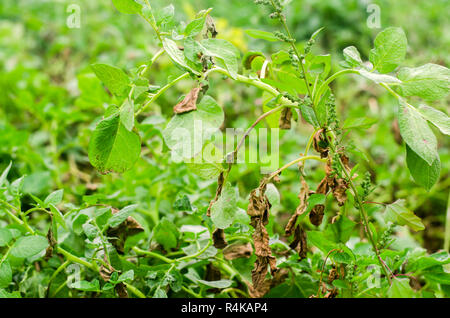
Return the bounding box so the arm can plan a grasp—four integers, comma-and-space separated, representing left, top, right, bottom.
132, 246, 175, 263
56, 247, 97, 271
327, 135, 392, 284
313, 69, 359, 106
136, 72, 190, 116
124, 282, 146, 298
266, 155, 326, 182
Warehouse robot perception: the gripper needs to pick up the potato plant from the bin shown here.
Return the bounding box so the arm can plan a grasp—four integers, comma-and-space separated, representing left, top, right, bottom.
0, 0, 449, 298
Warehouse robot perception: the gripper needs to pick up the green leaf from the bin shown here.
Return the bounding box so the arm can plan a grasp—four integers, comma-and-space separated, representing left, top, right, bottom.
343, 46, 363, 67
163, 96, 224, 160
398, 100, 437, 165
384, 199, 425, 231
117, 270, 134, 283
0, 261, 12, 288
358, 69, 402, 84
44, 189, 64, 207
397, 64, 450, 101
49, 204, 67, 230
0, 161, 12, 187
120, 99, 135, 131
245, 29, 278, 42
111, 0, 142, 14
0, 229, 12, 247
406, 144, 440, 191
162, 38, 200, 75
197, 279, 232, 288
343, 117, 377, 130
387, 278, 415, 298
91, 63, 130, 96
153, 217, 180, 251
299, 105, 319, 127
424, 272, 450, 285
200, 39, 240, 79
88, 114, 141, 174
369, 27, 407, 74
417, 105, 450, 135
210, 182, 238, 229
10, 236, 49, 258
186, 144, 224, 179
184, 17, 206, 37
108, 204, 138, 228
307, 231, 337, 254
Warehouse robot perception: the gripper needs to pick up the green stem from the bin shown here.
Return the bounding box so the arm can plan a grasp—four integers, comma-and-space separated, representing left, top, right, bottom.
313, 69, 359, 106
132, 246, 175, 264
56, 247, 97, 271
181, 286, 202, 298
266, 155, 327, 181
136, 72, 190, 116
124, 282, 147, 298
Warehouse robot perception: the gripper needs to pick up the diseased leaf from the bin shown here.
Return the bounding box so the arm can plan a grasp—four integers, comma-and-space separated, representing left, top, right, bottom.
384, 199, 425, 231
108, 204, 138, 228
397, 63, 450, 101
406, 144, 440, 191
88, 114, 141, 174
369, 27, 407, 73
398, 100, 437, 165
91, 63, 130, 96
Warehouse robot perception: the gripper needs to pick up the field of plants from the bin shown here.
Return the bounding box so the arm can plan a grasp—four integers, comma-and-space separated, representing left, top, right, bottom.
0, 0, 449, 300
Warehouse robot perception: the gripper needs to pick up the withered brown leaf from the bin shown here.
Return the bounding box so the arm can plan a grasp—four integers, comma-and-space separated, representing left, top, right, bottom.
223, 242, 253, 260
212, 228, 228, 249
173, 87, 201, 114
279, 107, 293, 130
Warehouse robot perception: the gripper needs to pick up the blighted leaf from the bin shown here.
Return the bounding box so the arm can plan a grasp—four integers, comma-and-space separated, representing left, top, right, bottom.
369, 27, 407, 74
88, 114, 141, 174
212, 229, 227, 249
91, 63, 130, 96
200, 39, 240, 79
111, 0, 142, 14
397, 64, 450, 101
210, 183, 238, 229
163, 95, 224, 160
173, 87, 201, 114
384, 199, 425, 231
223, 242, 253, 260
417, 105, 450, 135
406, 145, 440, 191
343, 46, 363, 67
279, 107, 292, 130
10, 236, 48, 258
398, 100, 437, 165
